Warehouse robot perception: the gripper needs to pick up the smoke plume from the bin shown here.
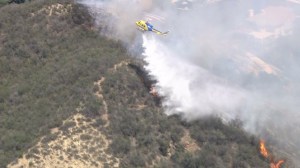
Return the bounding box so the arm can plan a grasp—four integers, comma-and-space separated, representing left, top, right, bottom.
79, 0, 300, 164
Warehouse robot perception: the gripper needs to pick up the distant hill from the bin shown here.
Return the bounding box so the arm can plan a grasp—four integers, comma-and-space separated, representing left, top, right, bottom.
0, 0, 276, 167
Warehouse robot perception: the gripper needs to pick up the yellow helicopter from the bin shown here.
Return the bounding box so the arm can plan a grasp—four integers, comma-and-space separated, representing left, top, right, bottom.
136, 20, 169, 35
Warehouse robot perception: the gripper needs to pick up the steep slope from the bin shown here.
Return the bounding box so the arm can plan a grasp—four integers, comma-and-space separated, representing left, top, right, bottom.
0, 0, 127, 166
8, 58, 270, 168
8, 113, 119, 168
1, 0, 277, 168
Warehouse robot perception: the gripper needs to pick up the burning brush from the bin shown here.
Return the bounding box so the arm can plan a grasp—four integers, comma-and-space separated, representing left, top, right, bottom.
259, 140, 285, 168
260, 140, 269, 158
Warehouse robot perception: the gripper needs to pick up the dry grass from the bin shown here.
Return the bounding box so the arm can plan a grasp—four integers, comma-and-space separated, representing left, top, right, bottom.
8, 113, 119, 168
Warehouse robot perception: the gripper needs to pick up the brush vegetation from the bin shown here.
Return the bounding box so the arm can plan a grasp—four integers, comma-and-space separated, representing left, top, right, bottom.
0, 0, 274, 167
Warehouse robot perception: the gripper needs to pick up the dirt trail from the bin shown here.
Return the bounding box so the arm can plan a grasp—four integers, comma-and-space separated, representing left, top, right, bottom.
109, 60, 129, 72
8, 114, 119, 168
94, 77, 110, 127
181, 129, 200, 153
8, 60, 135, 168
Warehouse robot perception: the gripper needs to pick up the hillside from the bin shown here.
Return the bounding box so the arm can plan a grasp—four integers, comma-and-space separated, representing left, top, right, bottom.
0, 0, 280, 167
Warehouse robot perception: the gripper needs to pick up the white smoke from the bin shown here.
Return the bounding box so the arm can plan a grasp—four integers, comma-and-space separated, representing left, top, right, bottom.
143, 35, 246, 121
79, 0, 300, 164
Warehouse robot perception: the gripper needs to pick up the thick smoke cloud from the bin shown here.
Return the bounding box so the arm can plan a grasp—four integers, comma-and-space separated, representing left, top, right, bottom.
79, 0, 300, 164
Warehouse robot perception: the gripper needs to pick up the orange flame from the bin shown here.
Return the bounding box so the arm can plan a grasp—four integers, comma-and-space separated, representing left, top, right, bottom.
270, 160, 285, 168
260, 140, 269, 158
259, 140, 285, 168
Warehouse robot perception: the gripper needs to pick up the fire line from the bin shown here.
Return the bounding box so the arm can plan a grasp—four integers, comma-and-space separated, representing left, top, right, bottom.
259, 140, 285, 168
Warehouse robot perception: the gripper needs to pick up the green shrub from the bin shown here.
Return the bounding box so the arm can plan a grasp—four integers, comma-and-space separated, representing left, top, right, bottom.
111, 136, 130, 155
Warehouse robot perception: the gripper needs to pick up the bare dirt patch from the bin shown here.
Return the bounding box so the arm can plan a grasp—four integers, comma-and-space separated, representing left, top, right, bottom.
181, 129, 200, 153
8, 114, 119, 168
